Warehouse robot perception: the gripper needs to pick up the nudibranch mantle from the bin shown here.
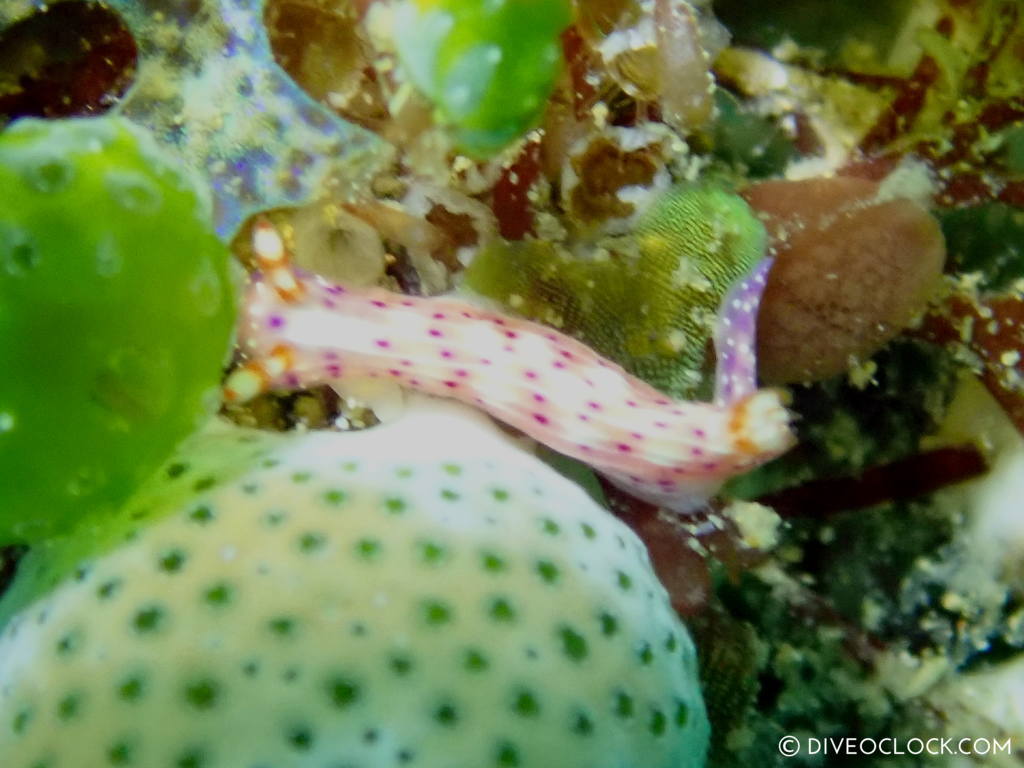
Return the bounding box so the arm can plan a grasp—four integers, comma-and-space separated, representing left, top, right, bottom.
226, 221, 794, 512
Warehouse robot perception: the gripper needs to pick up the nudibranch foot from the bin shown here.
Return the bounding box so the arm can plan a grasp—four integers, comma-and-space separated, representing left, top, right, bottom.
226, 219, 795, 512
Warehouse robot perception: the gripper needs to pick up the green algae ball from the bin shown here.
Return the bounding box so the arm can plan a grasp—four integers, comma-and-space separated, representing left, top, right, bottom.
393, 0, 572, 156
0, 116, 236, 544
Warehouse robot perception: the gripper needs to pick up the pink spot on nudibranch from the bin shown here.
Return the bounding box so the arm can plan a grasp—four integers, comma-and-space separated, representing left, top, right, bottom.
533, 413, 549, 425
370, 300, 387, 308
268, 315, 285, 329
616, 443, 633, 453
375, 339, 391, 349
428, 329, 443, 337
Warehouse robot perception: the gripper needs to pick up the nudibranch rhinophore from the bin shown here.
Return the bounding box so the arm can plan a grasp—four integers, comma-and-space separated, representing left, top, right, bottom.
225, 220, 795, 512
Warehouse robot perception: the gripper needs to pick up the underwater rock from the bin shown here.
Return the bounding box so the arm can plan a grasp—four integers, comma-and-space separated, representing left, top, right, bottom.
0, 116, 236, 544
0, 399, 710, 768
0, 0, 389, 240
745, 176, 945, 384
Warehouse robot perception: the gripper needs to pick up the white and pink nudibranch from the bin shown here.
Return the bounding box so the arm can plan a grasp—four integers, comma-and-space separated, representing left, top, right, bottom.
225, 218, 795, 512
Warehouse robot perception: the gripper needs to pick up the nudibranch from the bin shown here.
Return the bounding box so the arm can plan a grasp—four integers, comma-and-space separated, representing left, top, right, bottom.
225, 220, 795, 512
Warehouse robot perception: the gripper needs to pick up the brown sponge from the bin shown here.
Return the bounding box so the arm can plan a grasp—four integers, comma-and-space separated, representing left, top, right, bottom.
743, 177, 946, 384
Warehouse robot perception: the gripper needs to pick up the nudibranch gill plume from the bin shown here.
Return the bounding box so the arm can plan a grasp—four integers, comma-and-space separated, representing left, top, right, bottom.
225, 220, 795, 512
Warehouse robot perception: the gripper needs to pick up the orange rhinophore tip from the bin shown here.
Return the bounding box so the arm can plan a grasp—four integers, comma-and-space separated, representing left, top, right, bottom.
728, 390, 794, 457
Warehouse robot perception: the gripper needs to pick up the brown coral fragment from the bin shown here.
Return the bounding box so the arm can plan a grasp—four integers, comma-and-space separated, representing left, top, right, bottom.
567, 134, 661, 226
264, 0, 390, 133
745, 177, 946, 384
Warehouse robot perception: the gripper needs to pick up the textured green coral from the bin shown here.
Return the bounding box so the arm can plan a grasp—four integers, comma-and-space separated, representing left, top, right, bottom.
0, 404, 709, 768
393, 0, 571, 156
0, 116, 236, 544
463, 184, 766, 397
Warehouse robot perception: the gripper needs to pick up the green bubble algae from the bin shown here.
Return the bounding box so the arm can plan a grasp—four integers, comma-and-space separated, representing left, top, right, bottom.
0, 116, 236, 544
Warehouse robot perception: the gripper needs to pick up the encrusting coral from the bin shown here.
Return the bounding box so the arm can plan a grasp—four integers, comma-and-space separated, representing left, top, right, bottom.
0, 397, 710, 768
464, 183, 768, 398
